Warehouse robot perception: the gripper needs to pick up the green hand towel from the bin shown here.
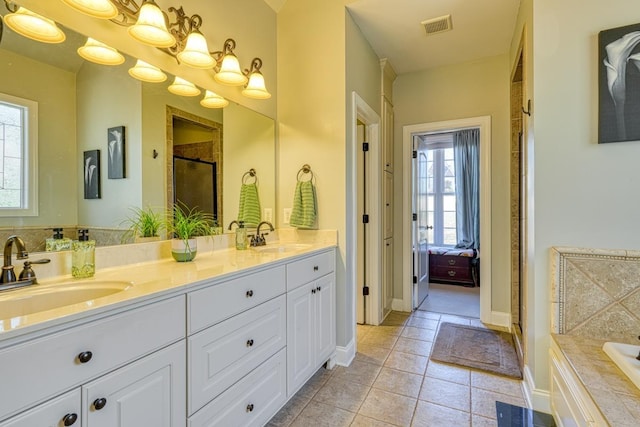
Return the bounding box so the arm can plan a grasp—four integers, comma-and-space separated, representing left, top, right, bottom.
290, 180, 317, 229
238, 183, 261, 227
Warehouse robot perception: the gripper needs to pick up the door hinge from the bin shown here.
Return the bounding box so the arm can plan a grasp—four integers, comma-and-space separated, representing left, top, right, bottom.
362, 214, 369, 224
363, 286, 370, 296
362, 142, 369, 152
413, 275, 417, 284
412, 150, 417, 159
412, 213, 417, 221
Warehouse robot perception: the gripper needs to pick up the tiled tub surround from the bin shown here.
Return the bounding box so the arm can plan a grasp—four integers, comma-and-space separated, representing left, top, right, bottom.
550, 247, 640, 426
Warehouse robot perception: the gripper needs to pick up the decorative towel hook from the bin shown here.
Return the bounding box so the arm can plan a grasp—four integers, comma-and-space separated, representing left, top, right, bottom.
296, 164, 314, 182
522, 99, 532, 116
242, 168, 257, 184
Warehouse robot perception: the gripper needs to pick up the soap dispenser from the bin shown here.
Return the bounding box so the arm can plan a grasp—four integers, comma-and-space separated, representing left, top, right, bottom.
235, 221, 248, 250
45, 228, 72, 252
72, 229, 95, 278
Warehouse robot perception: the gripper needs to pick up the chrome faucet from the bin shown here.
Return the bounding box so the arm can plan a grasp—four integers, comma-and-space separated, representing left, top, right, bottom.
250, 221, 274, 247
228, 220, 239, 230
1, 235, 29, 284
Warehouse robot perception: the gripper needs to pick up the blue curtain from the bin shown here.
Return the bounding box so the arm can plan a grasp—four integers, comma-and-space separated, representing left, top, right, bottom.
453, 129, 480, 249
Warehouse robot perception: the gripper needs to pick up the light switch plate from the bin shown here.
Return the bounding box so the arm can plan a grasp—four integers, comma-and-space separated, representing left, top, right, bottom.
264, 208, 273, 222
283, 208, 292, 224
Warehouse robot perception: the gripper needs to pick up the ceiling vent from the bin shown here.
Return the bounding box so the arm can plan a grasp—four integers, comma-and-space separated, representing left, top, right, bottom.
421, 15, 453, 36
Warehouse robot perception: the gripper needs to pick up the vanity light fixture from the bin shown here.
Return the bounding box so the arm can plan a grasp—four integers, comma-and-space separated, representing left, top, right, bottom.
213, 39, 248, 86
78, 37, 125, 65
200, 90, 229, 108
177, 29, 215, 69
59, 0, 118, 19
128, 59, 167, 82
2, 5, 66, 43
242, 58, 271, 99
128, 0, 176, 48
168, 76, 200, 96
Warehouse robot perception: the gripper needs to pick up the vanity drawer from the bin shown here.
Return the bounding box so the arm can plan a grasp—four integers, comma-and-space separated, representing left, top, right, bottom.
0, 296, 185, 421
188, 295, 286, 415
286, 250, 335, 291
188, 348, 287, 427
188, 266, 285, 334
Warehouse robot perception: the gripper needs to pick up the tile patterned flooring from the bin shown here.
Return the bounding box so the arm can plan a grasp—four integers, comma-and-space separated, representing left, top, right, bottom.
267, 310, 528, 426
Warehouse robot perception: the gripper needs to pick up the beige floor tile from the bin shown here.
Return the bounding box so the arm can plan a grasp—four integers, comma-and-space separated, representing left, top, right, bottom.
471, 414, 497, 427
425, 361, 471, 385
360, 332, 399, 349
471, 387, 526, 419
296, 367, 334, 400
350, 414, 397, 426
401, 326, 436, 342
358, 325, 375, 342
406, 317, 439, 330
418, 376, 470, 412
266, 393, 311, 427
393, 337, 433, 357
372, 367, 423, 398
471, 371, 524, 398
313, 376, 370, 412
291, 401, 355, 427
359, 388, 417, 426
333, 359, 382, 386
412, 310, 441, 320
384, 351, 428, 375
381, 312, 410, 326
411, 400, 471, 426
439, 315, 472, 325
355, 345, 392, 366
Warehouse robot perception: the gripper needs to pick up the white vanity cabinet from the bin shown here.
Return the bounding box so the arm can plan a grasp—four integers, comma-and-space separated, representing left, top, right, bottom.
0, 296, 186, 426
286, 251, 336, 395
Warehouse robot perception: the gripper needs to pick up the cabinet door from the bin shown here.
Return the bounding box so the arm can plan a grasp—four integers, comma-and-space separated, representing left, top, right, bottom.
383, 238, 394, 318
286, 283, 315, 395
384, 171, 393, 239
83, 341, 186, 427
382, 98, 394, 173
0, 389, 80, 427
314, 274, 336, 366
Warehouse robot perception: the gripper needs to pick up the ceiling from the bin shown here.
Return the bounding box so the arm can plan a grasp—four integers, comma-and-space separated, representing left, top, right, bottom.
264, 0, 521, 75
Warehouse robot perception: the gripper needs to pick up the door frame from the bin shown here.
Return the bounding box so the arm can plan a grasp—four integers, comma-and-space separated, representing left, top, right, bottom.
401, 116, 492, 324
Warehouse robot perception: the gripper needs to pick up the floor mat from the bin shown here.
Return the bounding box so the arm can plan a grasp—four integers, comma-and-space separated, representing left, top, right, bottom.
417, 283, 480, 318
430, 322, 522, 379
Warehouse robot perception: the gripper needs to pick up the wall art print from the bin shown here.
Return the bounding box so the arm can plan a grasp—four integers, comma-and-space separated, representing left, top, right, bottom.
599, 23, 640, 143
83, 149, 101, 199
107, 125, 126, 179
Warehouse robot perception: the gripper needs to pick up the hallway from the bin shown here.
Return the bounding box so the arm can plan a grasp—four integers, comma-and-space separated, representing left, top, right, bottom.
268, 310, 527, 426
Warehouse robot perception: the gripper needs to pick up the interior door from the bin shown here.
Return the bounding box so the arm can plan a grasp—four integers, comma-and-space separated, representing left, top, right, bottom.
413, 142, 430, 309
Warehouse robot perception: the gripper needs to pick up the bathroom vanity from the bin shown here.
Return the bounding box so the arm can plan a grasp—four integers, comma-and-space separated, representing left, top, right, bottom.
0, 240, 336, 427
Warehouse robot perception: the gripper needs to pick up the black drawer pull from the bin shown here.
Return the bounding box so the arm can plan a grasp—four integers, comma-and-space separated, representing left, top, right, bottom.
311, 288, 316, 294
448, 259, 456, 265
246, 339, 254, 347
93, 398, 107, 410
313, 265, 319, 271
246, 290, 254, 298
77, 351, 93, 364
316, 286, 321, 292
448, 270, 456, 277
62, 413, 78, 426
246, 403, 254, 412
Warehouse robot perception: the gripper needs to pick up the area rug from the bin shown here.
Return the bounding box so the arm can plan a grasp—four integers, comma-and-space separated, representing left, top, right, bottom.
430, 322, 522, 379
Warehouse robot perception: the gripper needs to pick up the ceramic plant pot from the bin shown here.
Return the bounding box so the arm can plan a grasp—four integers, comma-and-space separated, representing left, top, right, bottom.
171, 238, 197, 262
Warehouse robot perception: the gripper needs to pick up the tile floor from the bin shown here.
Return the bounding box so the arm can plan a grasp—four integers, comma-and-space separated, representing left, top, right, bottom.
267, 310, 528, 426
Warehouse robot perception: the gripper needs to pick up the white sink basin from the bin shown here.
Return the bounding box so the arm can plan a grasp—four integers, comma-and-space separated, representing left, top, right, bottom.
252, 243, 312, 254
0, 280, 133, 319
603, 342, 640, 390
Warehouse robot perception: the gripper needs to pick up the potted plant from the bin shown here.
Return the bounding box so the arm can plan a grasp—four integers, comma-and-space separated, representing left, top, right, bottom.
168, 202, 216, 262
121, 206, 165, 243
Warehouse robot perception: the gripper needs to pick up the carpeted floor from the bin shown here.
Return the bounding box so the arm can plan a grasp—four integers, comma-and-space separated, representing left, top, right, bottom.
417, 283, 480, 318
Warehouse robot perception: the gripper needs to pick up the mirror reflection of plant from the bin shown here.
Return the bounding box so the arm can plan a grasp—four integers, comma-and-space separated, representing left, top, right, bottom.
121, 206, 166, 243
168, 201, 218, 242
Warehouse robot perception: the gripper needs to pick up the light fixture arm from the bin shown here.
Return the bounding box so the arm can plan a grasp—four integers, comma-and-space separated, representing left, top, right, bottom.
3, 0, 18, 13
244, 57, 263, 76
211, 38, 237, 69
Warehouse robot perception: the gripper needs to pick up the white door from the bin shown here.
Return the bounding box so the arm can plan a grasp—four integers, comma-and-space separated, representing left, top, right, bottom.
383, 237, 394, 317
286, 283, 315, 394
413, 143, 430, 309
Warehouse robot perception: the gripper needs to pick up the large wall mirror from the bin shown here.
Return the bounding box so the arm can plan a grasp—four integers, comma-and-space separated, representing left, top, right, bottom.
0, 20, 275, 252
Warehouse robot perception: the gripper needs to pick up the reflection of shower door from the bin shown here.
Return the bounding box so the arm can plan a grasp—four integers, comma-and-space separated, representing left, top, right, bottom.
173, 156, 217, 221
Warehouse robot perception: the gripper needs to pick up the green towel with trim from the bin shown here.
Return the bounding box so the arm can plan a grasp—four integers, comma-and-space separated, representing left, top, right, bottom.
238, 183, 261, 227
290, 180, 317, 228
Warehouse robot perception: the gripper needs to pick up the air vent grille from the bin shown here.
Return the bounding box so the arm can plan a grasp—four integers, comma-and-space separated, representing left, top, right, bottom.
421, 15, 453, 36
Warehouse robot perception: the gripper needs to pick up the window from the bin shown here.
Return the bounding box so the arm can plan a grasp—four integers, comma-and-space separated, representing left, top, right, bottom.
0, 93, 38, 216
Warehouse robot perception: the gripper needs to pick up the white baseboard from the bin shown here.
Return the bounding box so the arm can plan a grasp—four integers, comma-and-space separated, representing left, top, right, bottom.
490, 311, 512, 329
523, 364, 551, 413
335, 339, 356, 367
391, 298, 406, 312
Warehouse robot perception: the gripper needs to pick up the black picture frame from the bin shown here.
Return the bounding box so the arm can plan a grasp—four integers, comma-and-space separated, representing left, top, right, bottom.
83, 149, 101, 199
598, 23, 640, 143
107, 125, 126, 178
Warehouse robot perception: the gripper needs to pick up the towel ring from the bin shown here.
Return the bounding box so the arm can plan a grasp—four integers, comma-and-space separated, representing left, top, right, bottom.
296, 164, 314, 182
242, 168, 258, 184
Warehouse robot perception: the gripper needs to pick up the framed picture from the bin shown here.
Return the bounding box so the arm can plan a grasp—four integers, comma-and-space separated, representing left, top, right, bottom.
107, 125, 126, 178
599, 23, 640, 143
83, 150, 101, 199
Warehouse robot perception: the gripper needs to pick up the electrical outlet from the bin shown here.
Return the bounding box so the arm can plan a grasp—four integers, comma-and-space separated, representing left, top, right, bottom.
264, 208, 273, 222
283, 208, 292, 224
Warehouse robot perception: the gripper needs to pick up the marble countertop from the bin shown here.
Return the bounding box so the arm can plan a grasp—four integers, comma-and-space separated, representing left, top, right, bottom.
0, 235, 336, 343
552, 334, 640, 426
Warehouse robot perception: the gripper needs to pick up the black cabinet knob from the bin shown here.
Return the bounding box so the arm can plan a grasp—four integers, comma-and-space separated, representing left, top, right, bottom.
62, 413, 78, 426
246, 290, 254, 298
313, 266, 319, 271
246, 339, 254, 347
317, 286, 321, 292
246, 403, 254, 413
311, 288, 316, 294
93, 398, 107, 410
77, 351, 93, 364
